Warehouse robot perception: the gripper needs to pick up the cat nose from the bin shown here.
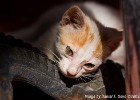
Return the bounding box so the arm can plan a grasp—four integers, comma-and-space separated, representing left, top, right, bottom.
67, 71, 76, 76
67, 67, 78, 76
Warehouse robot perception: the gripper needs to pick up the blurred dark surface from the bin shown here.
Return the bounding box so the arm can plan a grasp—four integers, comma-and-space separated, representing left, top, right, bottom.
12, 60, 125, 100
0, 0, 120, 32
12, 81, 55, 100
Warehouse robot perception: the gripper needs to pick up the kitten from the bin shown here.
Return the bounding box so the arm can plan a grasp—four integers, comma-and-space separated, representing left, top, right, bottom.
56, 6, 123, 78
6, 2, 125, 78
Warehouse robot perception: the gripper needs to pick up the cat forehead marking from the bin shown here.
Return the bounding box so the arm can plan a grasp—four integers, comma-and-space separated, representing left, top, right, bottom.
60, 25, 94, 47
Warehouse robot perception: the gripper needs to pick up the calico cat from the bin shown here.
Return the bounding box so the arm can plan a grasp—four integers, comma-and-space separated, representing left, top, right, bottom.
7, 2, 125, 78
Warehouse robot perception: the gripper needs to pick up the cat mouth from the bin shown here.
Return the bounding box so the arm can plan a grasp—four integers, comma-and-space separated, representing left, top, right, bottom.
66, 74, 79, 79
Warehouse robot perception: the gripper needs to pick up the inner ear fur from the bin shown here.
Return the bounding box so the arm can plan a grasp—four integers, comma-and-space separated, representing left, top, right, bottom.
95, 21, 123, 59
60, 5, 85, 28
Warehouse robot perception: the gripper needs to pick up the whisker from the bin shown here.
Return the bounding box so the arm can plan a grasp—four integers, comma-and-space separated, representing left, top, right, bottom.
39, 47, 61, 65
47, 57, 59, 63
82, 75, 104, 83
82, 76, 91, 82
81, 76, 87, 83
82, 73, 95, 77
84, 76, 92, 81
25, 46, 59, 62
88, 74, 101, 77
81, 73, 102, 82
46, 48, 61, 61
49, 58, 59, 63
79, 77, 84, 82
37, 46, 61, 61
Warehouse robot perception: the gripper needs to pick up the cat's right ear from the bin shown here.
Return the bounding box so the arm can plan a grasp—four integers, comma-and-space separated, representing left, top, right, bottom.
60, 5, 85, 29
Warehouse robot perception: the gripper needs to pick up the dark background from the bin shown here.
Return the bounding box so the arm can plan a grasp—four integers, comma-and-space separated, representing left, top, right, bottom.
0, 0, 120, 32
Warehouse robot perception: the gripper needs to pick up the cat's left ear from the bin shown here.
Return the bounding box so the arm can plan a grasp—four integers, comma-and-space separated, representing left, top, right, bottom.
60, 5, 85, 28
96, 21, 123, 57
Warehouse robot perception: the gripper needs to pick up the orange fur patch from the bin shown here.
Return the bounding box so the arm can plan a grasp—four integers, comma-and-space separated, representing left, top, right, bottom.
93, 41, 103, 58
89, 33, 94, 42
60, 25, 94, 48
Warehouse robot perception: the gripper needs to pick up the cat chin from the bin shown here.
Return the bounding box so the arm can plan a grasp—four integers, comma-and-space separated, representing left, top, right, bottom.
66, 75, 80, 79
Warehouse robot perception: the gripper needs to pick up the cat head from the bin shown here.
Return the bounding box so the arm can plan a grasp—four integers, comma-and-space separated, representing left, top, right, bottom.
56, 5, 122, 78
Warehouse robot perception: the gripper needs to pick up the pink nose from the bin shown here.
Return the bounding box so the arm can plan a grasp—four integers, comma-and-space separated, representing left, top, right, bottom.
67, 67, 78, 76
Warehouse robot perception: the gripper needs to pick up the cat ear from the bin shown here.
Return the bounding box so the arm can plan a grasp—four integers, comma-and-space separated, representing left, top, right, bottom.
60, 5, 85, 28
103, 28, 123, 51
96, 21, 123, 58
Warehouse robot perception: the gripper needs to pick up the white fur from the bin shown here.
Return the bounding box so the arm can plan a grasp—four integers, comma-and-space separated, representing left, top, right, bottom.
57, 15, 103, 78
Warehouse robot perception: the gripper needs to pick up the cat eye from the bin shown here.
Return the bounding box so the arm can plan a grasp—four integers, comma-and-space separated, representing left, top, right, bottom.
65, 46, 73, 56
84, 63, 95, 68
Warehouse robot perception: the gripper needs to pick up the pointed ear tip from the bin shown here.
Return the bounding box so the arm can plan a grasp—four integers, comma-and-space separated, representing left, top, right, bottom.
69, 5, 81, 11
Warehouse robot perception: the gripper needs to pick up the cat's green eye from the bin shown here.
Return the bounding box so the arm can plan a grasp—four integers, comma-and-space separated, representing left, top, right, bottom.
65, 46, 73, 56
84, 63, 95, 68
